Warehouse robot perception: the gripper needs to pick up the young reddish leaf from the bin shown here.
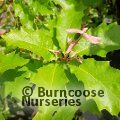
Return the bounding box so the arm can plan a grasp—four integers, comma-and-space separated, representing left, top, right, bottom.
66, 28, 88, 34
65, 41, 78, 55
83, 33, 101, 44
66, 28, 101, 44
0, 29, 7, 36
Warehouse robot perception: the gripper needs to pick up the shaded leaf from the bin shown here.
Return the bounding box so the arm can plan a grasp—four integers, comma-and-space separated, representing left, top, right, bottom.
0, 52, 28, 73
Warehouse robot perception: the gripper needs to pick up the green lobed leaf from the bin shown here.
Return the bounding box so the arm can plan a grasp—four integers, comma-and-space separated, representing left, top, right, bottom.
2, 28, 54, 60
31, 63, 78, 119
69, 59, 120, 115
